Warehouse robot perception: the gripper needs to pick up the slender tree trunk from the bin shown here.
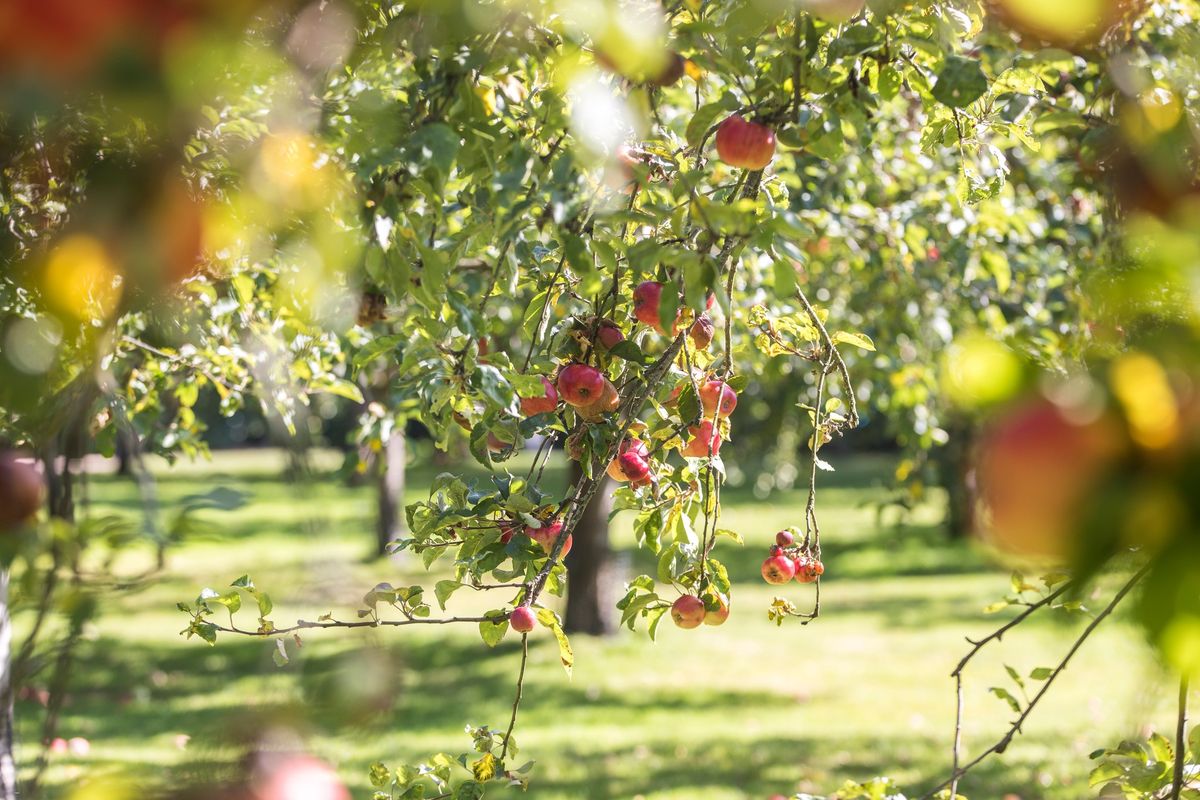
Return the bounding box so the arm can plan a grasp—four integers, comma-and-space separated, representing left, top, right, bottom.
563, 460, 616, 635
376, 433, 406, 557
938, 418, 977, 539
113, 427, 135, 477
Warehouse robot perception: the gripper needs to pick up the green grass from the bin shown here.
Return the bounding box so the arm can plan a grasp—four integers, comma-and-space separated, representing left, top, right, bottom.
18, 449, 1183, 800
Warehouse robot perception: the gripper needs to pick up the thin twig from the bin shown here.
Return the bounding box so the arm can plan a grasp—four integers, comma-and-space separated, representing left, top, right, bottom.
212, 614, 492, 638
793, 286, 859, 429
923, 564, 1150, 799
501, 634, 529, 760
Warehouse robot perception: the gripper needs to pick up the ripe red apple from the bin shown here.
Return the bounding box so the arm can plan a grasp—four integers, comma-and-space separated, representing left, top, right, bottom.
700, 380, 738, 418
633, 281, 666, 332
680, 420, 722, 458
794, 556, 824, 583
703, 597, 730, 626
597, 320, 625, 350
256, 755, 350, 800
775, 530, 795, 547
671, 595, 706, 629
761, 554, 797, 584
607, 438, 651, 482
510, 606, 537, 633
689, 314, 715, 350
0, 454, 43, 531
557, 364, 606, 407
715, 115, 776, 171
526, 520, 572, 558
520, 375, 559, 417
499, 521, 518, 545
976, 395, 1124, 560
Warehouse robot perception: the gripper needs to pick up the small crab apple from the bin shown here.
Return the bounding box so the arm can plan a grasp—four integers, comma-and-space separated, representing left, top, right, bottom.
703, 596, 730, 626
557, 363, 606, 407
597, 320, 625, 350
762, 552, 797, 584
633, 281, 666, 332
671, 595, 706, 629
699, 380, 737, 418
775, 530, 795, 547
715, 114, 776, 171
689, 314, 715, 350
794, 557, 824, 584
510, 606, 538, 633
527, 520, 572, 558
680, 419, 722, 458
519, 375, 559, 417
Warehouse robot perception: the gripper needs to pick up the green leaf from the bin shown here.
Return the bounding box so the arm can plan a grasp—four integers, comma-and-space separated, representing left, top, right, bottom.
434, 581, 462, 611
687, 103, 727, 148
832, 331, 875, 352
989, 686, 1021, 713
933, 56, 988, 109
479, 617, 508, 647
1029, 667, 1054, 680
608, 340, 647, 364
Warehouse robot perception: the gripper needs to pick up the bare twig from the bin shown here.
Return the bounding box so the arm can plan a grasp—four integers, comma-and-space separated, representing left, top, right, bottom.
501, 634, 529, 760
923, 564, 1150, 799
793, 287, 859, 429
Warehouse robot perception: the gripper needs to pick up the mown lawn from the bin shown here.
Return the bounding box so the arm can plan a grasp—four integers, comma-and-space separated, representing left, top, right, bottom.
18, 449, 1182, 799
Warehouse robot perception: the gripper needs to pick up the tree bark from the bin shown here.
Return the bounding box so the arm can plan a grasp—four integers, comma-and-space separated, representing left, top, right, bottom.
563, 460, 616, 636
938, 418, 977, 539
376, 432, 406, 557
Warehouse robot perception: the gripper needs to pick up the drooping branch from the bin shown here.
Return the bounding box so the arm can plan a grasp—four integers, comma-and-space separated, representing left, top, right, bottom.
793, 286, 859, 430
924, 563, 1150, 800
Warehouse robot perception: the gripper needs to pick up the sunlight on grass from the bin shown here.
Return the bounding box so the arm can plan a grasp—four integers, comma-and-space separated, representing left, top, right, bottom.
20, 449, 1177, 800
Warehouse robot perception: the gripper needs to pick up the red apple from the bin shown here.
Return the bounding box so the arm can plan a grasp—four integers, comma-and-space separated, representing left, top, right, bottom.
0, 454, 43, 531
670, 595, 706, 629
699, 380, 738, 418
761, 554, 797, 584
703, 597, 730, 626
976, 395, 1124, 560
557, 363, 606, 407
689, 314, 715, 350
680, 420, 722, 458
633, 281, 666, 332
499, 521, 518, 545
775, 530, 795, 547
794, 556, 824, 583
510, 606, 537, 633
520, 375, 559, 417
526, 520, 572, 558
607, 438, 651, 482
256, 755, 350, 800
715, 115, 776, 171
597, 320, 625, 350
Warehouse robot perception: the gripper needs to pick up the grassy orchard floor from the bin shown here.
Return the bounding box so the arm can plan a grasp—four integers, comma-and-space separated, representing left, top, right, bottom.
19, 449, 1182, 800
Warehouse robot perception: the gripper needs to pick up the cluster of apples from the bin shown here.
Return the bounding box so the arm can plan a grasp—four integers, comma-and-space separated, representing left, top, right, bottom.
760, 529, 825, 585
669, 592, 730, 629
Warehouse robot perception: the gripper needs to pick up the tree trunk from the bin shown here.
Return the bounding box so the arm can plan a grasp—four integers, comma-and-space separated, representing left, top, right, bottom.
939, 418, 977, 539
563, 460, 616, 636
376, 433, 406, 557
114, 427, 135, 477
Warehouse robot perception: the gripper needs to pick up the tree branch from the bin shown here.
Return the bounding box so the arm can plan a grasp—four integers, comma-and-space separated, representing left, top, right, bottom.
923, 564, 1150, 800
